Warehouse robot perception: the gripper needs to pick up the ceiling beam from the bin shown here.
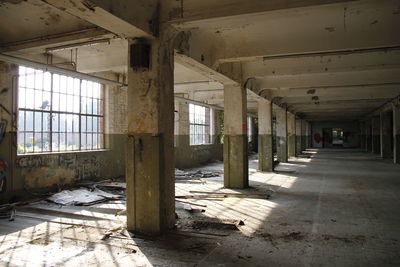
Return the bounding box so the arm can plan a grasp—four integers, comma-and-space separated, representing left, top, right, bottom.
0, 28, 113, 53
165, 0, 356, 24
42, 0, 156, 38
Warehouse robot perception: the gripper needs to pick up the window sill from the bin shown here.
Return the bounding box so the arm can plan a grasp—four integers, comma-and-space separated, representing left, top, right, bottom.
17, 149, 111, 157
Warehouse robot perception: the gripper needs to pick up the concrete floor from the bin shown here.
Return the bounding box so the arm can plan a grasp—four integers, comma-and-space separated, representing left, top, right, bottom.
1, 149, 400, 266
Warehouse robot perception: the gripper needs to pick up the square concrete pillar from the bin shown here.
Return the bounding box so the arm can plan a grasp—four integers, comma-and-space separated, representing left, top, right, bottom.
380, 111, 393, 159
295, 119, 302, 155
371, 116, 380, 154
0, 62, 17, 201
275, 106, 288, 163
359, 121, 366, 150
224, 85, 248, 188
174, 100, 190, 147
301, 120, 307, 152
306, 121, 312, 148
126, 36, 175, 235
258, 101, 273, 172
287, 112, 296, 158
393, 103, 400, 164
365, 119, 372, 152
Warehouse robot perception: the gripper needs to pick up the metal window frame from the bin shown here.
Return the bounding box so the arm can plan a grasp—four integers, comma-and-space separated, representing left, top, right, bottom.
17, 66, 105, 154
189, 103, 211, 146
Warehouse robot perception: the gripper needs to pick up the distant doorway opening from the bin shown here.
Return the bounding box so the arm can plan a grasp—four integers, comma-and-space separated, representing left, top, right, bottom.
332, 128, 344, 147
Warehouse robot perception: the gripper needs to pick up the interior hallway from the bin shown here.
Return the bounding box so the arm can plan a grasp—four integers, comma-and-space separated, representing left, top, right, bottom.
1, 149, 399, 266
198, 149, 400, 266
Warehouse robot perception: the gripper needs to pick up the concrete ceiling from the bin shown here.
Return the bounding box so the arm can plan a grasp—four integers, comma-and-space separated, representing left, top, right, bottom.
1, 0, 399, 120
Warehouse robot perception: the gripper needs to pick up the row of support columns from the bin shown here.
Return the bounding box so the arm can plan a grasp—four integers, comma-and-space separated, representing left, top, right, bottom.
258, 103, 311, 171
124, 36, 313, 235
364, 103, 400, 164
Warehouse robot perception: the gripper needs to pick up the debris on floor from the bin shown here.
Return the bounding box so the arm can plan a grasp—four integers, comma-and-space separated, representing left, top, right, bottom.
176, 202, 206, 213
176, 190, 273, 199
175, 169, 221, 179
47, 188, 123, 206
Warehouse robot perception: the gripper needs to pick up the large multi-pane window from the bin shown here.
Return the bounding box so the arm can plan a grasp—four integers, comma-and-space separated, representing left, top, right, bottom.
17, 66, 104, 154
189, 103, 211, 145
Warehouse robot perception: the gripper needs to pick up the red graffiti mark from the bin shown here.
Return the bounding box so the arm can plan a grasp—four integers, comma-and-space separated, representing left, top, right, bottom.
314, 133, 322, 143
0, 159, 7, 169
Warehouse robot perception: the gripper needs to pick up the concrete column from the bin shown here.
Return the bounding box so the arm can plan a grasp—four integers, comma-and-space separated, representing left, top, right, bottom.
258, 101, 273, 172
380, 111, 392, 159
0, 62, 17, 201
174, 100, 189, 147
393, 103, 400, 164
224, 84, 248, 188
371, 116, 380, 154
174, 100, 191, 168
126, 35, 175, 235
275, 106, 288, 163
359, 121, 366, 150
287, 112, 296, 158
295, 119, 302, 155
301, 120, 307, 151
306, 121, 312, 148
365, 119, 372, 152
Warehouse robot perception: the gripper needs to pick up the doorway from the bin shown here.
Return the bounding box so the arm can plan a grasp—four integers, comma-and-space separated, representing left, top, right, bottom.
332, 128, 344, 147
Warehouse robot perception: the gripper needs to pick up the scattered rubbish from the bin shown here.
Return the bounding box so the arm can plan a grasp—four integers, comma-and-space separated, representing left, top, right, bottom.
47, 188, 123, 206
95, 182, 126, 193
283, 231, 305, 241
183, 203, 205, 213
115, 209, 127, 216
191, 220, 239, 231
176, 202, 206, 213
185, 190, 273, 199
175, 199, 207, 207
175, 169, 221, 179
101, 232, 112, 240
101, 225, 126, 241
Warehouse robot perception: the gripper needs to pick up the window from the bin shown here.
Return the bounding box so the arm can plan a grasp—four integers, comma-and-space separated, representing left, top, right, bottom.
189, 103, 211, 145
17, 66, 104, 154
247, 116, 252, 142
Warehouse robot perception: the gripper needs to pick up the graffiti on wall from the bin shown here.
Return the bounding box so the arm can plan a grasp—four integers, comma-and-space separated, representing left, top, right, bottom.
0, 158, 8, 193
16, 154, 103, 181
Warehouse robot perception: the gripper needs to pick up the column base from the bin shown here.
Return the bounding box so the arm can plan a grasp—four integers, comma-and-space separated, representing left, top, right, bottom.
277, 136, 288, 163
224, 135, 248, 188
126, 134, 175, 235
258, 134, 273, 172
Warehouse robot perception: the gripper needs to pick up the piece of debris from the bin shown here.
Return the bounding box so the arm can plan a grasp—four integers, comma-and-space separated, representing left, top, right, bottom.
175, 169, 221, 180
101, 232, 112, 240
283, 231, 305, 241
187, 190, 273, 199
47, 188, 123, 206
175, 199, 207, 207
115, 209, 127, 216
